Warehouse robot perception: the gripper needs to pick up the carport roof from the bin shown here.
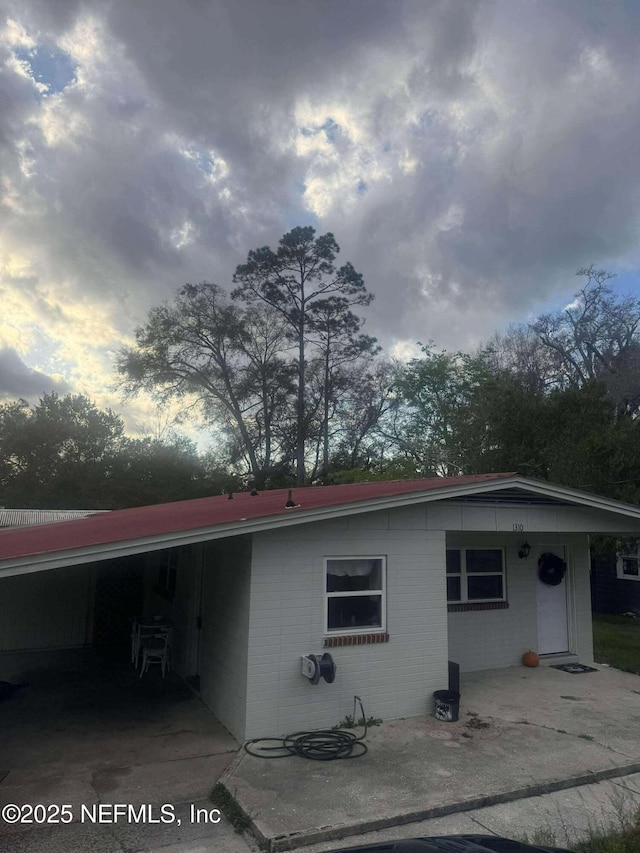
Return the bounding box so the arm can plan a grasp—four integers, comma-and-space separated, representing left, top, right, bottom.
0, 508, 108, 529
2, 472, 640, 575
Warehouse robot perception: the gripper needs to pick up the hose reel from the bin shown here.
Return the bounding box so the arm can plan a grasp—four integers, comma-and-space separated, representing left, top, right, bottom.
301, 652, 336, 684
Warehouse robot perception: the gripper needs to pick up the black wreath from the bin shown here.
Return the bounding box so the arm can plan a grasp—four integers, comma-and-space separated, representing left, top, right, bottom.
538, 552, 567, 586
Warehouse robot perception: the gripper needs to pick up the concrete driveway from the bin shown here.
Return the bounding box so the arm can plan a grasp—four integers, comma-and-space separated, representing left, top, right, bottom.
224, 664, 640, 851
4, 658, 640, 852
0, 648, 251, 852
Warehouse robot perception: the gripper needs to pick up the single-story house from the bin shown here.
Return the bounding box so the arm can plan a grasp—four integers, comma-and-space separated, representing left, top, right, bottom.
591, 537, 640, 614
2, 472, 640, 742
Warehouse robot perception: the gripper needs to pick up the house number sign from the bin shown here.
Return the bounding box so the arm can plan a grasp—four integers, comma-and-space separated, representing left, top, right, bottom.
512, 523, 524, 532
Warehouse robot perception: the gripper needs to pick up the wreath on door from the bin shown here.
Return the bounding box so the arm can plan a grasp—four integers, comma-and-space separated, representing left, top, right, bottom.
538, 552, 566, 586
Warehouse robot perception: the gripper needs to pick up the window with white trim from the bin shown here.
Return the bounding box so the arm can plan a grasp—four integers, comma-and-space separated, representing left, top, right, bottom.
616, 538, 640, 580
446, 548, 506, 603
325, 557, 386, 633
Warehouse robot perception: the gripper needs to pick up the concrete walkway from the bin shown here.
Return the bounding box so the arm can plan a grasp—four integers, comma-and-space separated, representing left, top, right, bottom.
297, 772, 640, 853
224, 665, 640, 851
3, 770, 638, 852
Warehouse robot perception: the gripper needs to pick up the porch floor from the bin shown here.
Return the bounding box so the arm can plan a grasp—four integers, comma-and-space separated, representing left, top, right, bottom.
225, 664, 640, 852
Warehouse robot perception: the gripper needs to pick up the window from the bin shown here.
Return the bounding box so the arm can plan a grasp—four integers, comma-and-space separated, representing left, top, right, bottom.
325, 557, 386, 634
155, 549, 178, 600
446, 548, 505, 603
616, 538, 640, 580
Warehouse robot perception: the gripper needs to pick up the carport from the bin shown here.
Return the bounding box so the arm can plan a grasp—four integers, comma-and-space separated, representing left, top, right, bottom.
0, 646, 238, 824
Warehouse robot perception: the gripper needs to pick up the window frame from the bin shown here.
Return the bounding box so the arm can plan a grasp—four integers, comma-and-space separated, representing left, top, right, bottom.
616, 538, 640, 581
324, 555, 387, 636
446, 546, 507, 604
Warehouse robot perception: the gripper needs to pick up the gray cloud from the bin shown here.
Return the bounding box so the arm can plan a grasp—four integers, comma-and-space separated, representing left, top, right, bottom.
0, 347, 69, 399
1, 0, 640, 381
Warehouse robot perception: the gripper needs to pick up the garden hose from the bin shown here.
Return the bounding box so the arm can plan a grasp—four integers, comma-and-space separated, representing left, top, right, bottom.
243, 696, 368, 761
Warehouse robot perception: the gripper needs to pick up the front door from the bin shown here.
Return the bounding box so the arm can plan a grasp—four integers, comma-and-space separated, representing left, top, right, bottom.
536, 545, 569, 655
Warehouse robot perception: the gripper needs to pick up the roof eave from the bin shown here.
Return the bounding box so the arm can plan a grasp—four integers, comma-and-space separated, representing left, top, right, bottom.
494, 476, 640, 519
2, 474, 640, 577
0, 476, 520, 575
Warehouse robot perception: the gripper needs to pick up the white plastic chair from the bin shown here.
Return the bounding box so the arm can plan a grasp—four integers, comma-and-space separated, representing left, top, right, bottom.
131, 617, 171, 667
139, 628, 172, 677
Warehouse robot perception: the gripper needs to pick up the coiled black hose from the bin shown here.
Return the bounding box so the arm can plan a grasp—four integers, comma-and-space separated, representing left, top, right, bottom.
244, 696, 368, 761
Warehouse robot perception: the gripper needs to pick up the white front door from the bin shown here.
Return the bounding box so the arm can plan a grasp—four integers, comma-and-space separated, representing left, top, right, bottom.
536, 545, 569, 655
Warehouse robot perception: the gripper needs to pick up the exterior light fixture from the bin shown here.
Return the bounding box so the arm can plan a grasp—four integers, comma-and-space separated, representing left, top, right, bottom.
518, 541, 531, 559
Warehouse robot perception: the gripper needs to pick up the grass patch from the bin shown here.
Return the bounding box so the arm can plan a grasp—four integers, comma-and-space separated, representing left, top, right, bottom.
210, 782, 253, 834
333, 714, 383, 730
527, 815, 640, 853
576, 823, 640, 853
521, 791, 640, 853
593, 614, 640, 675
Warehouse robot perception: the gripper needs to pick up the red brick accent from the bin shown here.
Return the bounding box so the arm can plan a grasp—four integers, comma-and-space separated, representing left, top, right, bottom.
447, 601, 509, 612
323, 632, 390, 648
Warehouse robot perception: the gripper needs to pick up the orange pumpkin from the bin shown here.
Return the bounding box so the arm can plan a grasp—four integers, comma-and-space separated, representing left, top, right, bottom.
522, 650, 540, 667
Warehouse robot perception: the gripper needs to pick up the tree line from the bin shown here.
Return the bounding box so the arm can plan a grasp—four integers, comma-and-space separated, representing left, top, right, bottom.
0, 394, 229, 509
2, 226, 640, 509
388, 265, 640, 504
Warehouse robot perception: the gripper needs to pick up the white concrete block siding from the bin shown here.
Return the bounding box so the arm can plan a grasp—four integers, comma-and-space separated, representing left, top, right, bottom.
446, 532, 593, 672
447, 537, 538, 672
245, 511, 449, 740
198, 536, 252, 741
0, 564, 93, 652
242, 507, 601, 740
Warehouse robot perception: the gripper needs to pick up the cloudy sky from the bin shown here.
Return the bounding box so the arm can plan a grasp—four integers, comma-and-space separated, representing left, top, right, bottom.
2, 0, 640, 434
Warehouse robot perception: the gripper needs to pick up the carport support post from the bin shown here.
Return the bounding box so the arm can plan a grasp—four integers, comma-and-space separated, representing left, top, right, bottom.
448, 660, 460, 694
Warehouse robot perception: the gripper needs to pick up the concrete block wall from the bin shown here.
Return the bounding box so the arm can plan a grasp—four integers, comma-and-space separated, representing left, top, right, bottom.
447, 538, 537, 671
447, 533, 594, 671
0, 564, 93, 654
198, 535, 252, 741
245, 509, 448, 740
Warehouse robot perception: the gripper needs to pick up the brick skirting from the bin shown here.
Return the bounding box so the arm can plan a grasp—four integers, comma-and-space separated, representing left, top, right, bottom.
323, 632, 390, 647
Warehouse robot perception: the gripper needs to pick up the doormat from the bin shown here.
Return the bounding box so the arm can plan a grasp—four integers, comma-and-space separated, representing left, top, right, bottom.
551, 664, 598, 674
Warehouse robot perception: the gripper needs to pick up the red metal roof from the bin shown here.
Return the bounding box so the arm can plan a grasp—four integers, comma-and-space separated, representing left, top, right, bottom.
0, 473, 515, 563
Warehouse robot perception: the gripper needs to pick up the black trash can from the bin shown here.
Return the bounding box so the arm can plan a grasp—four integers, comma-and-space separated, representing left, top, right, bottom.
433, 689, 460, 722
